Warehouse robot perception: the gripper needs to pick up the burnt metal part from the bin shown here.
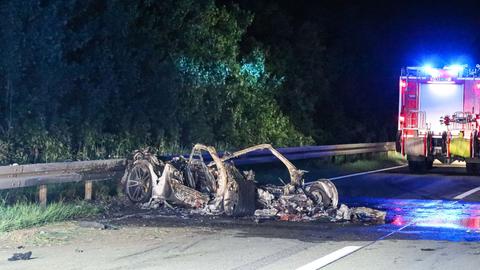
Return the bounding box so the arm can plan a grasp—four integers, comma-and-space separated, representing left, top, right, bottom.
223, 163, 256, 216
219, 144, 305, 188
349, 207, 387, 223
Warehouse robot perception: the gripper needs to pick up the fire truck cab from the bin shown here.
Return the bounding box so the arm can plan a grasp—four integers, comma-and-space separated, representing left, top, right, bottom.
396, 65, 480, 173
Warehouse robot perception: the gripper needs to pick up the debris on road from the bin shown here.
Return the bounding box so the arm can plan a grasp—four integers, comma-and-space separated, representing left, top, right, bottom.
8, 251, 32, 261
349, 207, 387, 223
254, 183, 336, 222
77, 221, 118, 230
122, 144, 386, 224
335, 204, 351, 220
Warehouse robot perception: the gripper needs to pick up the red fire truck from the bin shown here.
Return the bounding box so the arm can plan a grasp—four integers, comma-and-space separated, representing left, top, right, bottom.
396, 65, 480, 173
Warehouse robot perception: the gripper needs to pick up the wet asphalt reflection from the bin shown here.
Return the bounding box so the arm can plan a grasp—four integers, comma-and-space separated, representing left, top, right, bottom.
343, 196, 480, 241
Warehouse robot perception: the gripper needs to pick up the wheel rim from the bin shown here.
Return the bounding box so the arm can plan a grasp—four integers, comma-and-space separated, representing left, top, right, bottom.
307, 179, 339, 209
126, 164, 151, 202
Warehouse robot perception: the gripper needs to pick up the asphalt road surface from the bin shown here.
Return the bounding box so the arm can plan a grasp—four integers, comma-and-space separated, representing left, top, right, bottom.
1, 165, 479, 270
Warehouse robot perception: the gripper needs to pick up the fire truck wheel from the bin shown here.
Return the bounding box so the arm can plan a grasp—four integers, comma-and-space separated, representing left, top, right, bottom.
466, 162, 478, 175
441, 132, 448, 154
408, 160, 427, 174
466, 163, 474, 175
474, 130, 480, 158
395, 131, 402, 153
426, 159, 433, 170
427, 132, 434, 156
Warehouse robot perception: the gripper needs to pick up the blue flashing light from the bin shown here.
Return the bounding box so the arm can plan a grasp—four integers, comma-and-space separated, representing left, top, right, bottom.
422, 65, 439, 77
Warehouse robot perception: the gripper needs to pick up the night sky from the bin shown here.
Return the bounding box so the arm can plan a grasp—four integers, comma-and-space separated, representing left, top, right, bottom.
274, 0, 480, 68
254, 1, 477, 64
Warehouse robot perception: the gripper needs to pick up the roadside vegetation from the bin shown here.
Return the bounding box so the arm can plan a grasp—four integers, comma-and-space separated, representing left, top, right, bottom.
340, 152, 405, 173
0, 201, 100, 232
0, 181, 115, 232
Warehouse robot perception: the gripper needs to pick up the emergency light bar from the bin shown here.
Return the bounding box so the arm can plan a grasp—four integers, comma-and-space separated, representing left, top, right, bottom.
402, 64, 475, 78
421, 64, 466, 78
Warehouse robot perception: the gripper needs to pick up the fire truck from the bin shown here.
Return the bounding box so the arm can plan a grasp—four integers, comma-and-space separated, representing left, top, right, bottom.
396, 64, 480, 173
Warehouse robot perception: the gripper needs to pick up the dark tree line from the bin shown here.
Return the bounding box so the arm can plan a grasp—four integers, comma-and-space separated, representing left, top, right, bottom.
0, 0, 398, 164
229, 0, 400, 144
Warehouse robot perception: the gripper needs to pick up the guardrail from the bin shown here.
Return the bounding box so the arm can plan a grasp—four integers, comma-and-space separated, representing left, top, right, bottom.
0, 142, 394, 206
225, 142, 396, 165
0, 159, 126, 206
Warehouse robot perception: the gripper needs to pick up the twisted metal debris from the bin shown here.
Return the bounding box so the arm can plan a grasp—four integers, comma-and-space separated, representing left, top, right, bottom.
122, 144, 385, 223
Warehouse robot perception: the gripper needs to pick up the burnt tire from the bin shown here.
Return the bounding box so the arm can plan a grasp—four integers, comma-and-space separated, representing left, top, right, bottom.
408, 160, 427, 174
125, 161, 152, 203
308, 186, 330, 207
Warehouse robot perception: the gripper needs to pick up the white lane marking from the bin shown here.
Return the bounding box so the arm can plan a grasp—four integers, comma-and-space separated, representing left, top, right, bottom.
305, 164, 407, 184
329, 165, 407, 181
295, 246, 362, 270
453, 186, 480, 200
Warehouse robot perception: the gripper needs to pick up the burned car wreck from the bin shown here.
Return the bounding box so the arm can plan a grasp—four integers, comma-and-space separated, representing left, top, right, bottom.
122, 144, 385, 223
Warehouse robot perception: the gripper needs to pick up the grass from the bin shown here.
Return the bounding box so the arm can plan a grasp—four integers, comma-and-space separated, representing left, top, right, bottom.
0, 201, 101, 232
340, 151, 406, 172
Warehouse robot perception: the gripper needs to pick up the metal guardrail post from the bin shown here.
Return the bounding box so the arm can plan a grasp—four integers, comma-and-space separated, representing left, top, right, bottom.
85, 180, 93, 200
39, 184, 47, 207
